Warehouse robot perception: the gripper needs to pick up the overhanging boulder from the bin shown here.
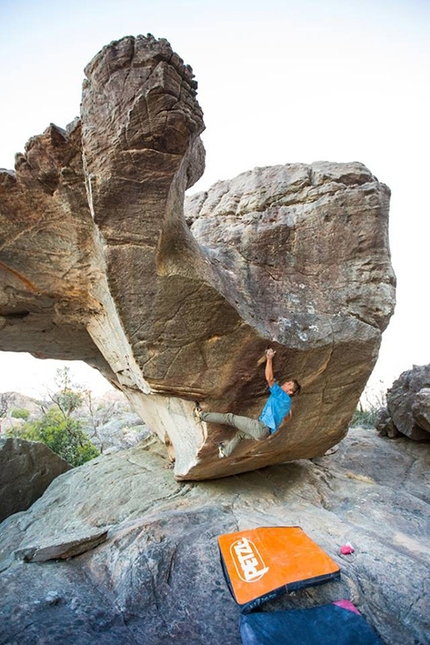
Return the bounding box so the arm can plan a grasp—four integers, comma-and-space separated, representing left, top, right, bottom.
0, 35, 396, 479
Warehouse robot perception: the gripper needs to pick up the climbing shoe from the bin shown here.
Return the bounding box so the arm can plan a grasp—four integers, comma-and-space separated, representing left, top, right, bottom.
193, 401, 203, 422
218, 442, 226, 459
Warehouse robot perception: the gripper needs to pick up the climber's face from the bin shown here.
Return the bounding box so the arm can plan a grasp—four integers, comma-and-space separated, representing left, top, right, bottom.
281, 381, 296, 396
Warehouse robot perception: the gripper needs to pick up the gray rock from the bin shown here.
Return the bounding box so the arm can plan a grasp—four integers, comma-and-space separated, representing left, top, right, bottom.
375, 406, 400, 438
86, 415, 149, 453
14, 526, 109, 562
387, 364, 430, 440
44, 591, 62, 605
0, 437, 72, 522
0, 430, 428, 645
412, 387, 430, 433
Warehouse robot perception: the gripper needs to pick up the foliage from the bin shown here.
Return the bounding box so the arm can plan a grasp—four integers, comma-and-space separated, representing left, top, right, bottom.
350, 382, 387, 429
10, 407, 30, 420
50, 367, 83, 419
14, 408, 99, 467
6, 367, 99, 467
350, 406, 380, 429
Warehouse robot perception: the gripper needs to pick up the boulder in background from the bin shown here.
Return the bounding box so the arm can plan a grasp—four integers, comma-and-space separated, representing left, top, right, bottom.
0, 437, 72, 522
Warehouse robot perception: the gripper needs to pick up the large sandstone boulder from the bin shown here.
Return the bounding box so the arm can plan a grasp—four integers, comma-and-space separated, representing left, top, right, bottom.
0, 34, 395, 479
0, 429, 428, 644
385, 364, 430, 440
0, 437, 72, 521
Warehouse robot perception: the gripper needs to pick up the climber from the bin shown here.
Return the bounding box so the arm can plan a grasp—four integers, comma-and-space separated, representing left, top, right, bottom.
193, 348, 301, 458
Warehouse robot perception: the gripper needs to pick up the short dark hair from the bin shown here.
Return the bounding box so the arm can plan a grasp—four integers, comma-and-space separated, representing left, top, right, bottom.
291, 379, 301, 396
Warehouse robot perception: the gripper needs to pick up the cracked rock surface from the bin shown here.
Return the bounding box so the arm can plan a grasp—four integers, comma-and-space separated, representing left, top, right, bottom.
0, 428, 428, 644
0, 34, 395, 479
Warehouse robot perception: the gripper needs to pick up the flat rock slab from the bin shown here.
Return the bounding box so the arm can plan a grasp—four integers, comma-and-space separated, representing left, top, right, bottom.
14, 527, 109, 562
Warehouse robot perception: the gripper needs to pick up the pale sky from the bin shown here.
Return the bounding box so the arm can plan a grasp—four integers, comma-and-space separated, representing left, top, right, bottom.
0, 0, 429, 400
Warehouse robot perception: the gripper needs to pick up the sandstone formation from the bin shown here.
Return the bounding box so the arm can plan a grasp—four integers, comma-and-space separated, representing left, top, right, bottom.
380, 364, 430, 441
0, 428, 428, 644
0, 437, 72, 522
0, 34, 396, 479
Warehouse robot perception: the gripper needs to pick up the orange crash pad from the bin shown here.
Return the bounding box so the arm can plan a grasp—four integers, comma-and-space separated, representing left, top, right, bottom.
218, 526, 340, 610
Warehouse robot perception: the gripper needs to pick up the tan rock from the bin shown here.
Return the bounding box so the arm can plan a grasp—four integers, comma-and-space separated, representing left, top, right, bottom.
0, 35, 395, 479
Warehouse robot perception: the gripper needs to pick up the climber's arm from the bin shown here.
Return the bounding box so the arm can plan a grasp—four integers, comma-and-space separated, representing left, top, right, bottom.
265, 349, 276, 387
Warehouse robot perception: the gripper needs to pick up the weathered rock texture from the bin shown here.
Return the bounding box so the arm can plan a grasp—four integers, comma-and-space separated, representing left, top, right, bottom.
375, 407, 401, 438
0, 34, 396, 479
0, 429, 428, 645
14, 526, 109, 562
0, 437, 72, 522
381, 364, 430, 441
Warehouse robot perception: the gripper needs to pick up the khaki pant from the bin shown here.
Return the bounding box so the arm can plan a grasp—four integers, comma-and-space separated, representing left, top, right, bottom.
201, 411, 270, 457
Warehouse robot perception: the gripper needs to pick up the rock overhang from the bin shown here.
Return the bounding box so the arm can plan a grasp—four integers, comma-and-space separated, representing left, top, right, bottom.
0, 34, 396, 480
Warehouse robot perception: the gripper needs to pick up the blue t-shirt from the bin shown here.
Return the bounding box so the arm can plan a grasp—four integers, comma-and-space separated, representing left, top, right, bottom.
259, 383, 292, 433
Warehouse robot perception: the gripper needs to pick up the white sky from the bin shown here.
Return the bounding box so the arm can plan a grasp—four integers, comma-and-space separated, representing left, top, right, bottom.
0, 0, 429, 399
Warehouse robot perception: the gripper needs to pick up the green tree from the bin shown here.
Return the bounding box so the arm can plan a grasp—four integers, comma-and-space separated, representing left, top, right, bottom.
7, 367, 99, 467
17, 408, 99, 467
50, 367, 83, 419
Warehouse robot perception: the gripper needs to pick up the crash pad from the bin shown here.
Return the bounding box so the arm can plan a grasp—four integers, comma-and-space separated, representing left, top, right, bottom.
218, 526, 340, 610
239, 601, 382, 644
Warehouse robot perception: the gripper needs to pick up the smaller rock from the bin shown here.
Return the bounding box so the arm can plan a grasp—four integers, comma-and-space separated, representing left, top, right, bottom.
386, 365, 430, 440
374, 407, 400, 438
44, 591, 62, 605
412, 388, 430, 433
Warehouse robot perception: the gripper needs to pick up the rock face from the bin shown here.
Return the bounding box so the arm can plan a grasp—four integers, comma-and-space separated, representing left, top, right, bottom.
382, 364, 430, 441
0, 429, 428, 645
0, 34, 396, 479
0, 437, 72, 522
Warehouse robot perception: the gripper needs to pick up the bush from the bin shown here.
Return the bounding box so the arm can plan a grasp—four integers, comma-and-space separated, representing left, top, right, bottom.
350, 406, 380, 429
14, 408, 99, 467
11, 408, 30, 420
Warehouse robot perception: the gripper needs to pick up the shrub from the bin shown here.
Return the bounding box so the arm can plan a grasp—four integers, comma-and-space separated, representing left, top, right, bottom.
11, 408, 30, 420
15, 408, 99, 467
350, 406, 380, 429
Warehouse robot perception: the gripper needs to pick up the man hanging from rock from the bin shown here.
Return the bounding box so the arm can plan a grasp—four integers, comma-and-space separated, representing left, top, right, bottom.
194, 348, 301, 458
